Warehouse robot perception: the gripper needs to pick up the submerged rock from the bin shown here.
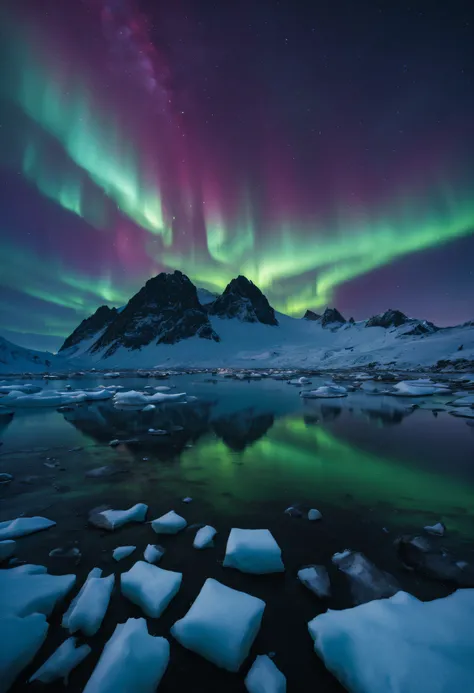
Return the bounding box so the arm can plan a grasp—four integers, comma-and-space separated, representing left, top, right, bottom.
395, 535, 474, 586
298, 565, 331, 598
0, 473, 13, 484
332, 550, 400, 604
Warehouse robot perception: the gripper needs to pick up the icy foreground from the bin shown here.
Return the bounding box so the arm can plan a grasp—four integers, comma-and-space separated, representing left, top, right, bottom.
29, 637, 91, 684
308, 589, 474, 693
0, 613, 49, 693
83, 618, 170, 693
0, 564, 76, 617
171, 578, 266, 672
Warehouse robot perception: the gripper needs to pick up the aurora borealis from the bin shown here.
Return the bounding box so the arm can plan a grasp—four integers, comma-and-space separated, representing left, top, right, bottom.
1, 0, 473, 350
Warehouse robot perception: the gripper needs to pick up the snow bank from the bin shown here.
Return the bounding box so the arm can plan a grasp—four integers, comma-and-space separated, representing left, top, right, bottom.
151, 510, 187, 534
245, 655, 287, 693
29, 637, 91, 684
67, 574, 114, 636
223, 529, 285, 574
308, 589, 474, 693
83, 618, 170, 693
171, 578, 266, 672
0, 564, 76, 617
0, 614, 49, 692
121, 561, 182, 618
0, 516, 56, 540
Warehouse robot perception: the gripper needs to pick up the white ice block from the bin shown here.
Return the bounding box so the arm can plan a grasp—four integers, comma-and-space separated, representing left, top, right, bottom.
67, 574, 115, 636
113, 546, 136, 561
151, 510, 187, 534
223, 529, 284, 574
62, 568, 102, 629
0, 614, 49, 692
121, 561, 182, 618
0, 565, 76, 618
29, 637, 91, 684
0, 516, 56, 540
193, 525, 217, 549
245, 655, 287, 693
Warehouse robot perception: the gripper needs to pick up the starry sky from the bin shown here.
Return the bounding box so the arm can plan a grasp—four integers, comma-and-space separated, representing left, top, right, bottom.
0, 0, 473, 351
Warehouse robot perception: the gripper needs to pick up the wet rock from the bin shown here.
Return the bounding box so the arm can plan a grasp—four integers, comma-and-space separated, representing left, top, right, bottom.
182, 497, 193, 504
298, 565, 331, 598
332, 550, 400, 604
284, 505, 303, 518
0, 473, 13, 485
49, 546, 82, 563
395, 535, 474, 586
424, 522, 446, 536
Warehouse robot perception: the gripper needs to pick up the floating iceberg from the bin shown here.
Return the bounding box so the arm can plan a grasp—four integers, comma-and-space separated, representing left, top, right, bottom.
88, 503, 147, 530
332, 550, 400, 604
171, 578, 266, 672
83, 618, 170, 693
0, 540, 16, 562
83, 389, 114, 401
0, 614, 49, 692
144, 544, 165, 564
308, 509, 322, 521
113, 390, 148, 406
301, 385, 347, 399
298, 565, 331, 598
0, 516, 56, 540
288, 377, 311, 385
121, 561, 182, 618
67, 574, 114, 636
142, 404, 156, 411
148, 391, 187, 403
62, 568, 102, 629
194, 525, 217, 549
0, 564, 76, 617
391, 381, 449, 397
29, 637, 91, 684
151, 510, 187, 534
308, 589, 474, 693
245, 655, 286, 693
224, 529, 284, 574
113, 546, 136, 561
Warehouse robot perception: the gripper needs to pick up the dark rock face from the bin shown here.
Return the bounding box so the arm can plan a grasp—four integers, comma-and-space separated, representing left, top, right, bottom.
90, 271, 220, 357
395, 535, 474, 587
320, 307, 346, 327
366, 309, 408, 329
404, 320, 439, 336
303, 310, 321, 321
208, 275, 278, 325
59, 305, 118, 352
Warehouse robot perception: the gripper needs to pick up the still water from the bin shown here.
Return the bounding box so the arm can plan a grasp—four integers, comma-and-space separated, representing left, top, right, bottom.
1, 373, 473, 691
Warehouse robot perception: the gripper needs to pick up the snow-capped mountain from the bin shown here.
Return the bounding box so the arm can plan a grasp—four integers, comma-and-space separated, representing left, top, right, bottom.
59, 305, 118, 354
207, 275, 278, 325
0, 336, 58, 373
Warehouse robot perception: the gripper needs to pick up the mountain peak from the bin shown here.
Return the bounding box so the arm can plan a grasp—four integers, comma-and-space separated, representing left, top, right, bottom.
366, 309, 408, 328
303, 310, 321, 321
59, 305, 117, 352
209, 275, 278, 325
321, 307, 346, 327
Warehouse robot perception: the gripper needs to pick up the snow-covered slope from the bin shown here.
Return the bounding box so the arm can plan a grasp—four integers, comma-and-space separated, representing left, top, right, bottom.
62, 312, 474, 370
0, 336, 64, 374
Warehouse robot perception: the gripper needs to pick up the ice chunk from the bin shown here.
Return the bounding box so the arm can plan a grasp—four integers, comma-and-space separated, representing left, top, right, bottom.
0, 516, 56, 540
88, 503, 147, 530
142, 404, 155, 411
29, 637, 91, 684
62, 568, 102, 628
392, 381, 449, 396
182, 496, 193, 503
308, 509, 322, 521
288, 376, 311, 385
301, 385, 347, 399
144, 544, 165, 564
148, 391, 187, 403
171, 578, 265, 672
0, 614, 48, 692
245, 655, 286, 693
194, 525, 217, 549
449, 407, 474, 418
332, 550, 400, 604
83, 618, 170, 693
67, 574, 114, 636
151, 510, 187, 534
121, 561, 182, 618
148, 428, 168, 435
83, 389, 114, 401
223, 529, 284, 574
113, 390, 148, 406
0, 564, 76, 617
308, 589, 474, 693
0, 540, 16, 562
298, 565, 331, 598
424, 522, 446, 536
113, 546, 136, 561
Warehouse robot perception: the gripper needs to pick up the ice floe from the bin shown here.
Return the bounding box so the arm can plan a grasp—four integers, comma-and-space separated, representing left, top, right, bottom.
171, 578, 266, 672
83, 618, 170, 693
144, 544, 165, 564
391, 380, 450, 397
0, 564, 76, 617
0, 613, 49, 692
193, 525, 217, 549
245, 655, 287, 693
332, 550, 400, 604
113, 546, 136, 562
0, 540, 16, 562
113, 390, 187, 407
151, 510, 187, 534
288, 377, 311, 385
300, 385, 347, 399
223, 529, 284, 574
67, 574, 114, 636
298, 565, 331, 598
121, 561, 182, 618
88, 503, 147, 530
0, 516, 56, 540
29, 637, 91, 684
308, 589, 474, 693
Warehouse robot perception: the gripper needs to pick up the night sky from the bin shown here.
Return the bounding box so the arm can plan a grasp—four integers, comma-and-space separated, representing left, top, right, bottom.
1, 0, 473, 351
